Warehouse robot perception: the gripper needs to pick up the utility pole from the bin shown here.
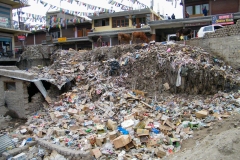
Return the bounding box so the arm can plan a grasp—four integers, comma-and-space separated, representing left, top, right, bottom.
17, 0, 23, 29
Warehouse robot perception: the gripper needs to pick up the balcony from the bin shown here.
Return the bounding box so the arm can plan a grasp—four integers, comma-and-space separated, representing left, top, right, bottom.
0, 21, 31, 34
189, 14, 205, 18
0, 50, 20, 62
42, 36, 91, 45
88, 26, 151, 37
0, 0, 30, 9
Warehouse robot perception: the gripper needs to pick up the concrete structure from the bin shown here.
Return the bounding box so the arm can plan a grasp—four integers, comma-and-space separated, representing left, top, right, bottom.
149, 12, 240, 41
15, 29, 46, 49
184, 0, 240, 18
88, 8, 161, 47
0, 68, 60, 119
186, 35, 240, 69
0, 0, 30, 63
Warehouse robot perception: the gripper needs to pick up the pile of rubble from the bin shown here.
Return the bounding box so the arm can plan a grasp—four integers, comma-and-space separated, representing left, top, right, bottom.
21, 45, 56, 60
2, 43, 240, 160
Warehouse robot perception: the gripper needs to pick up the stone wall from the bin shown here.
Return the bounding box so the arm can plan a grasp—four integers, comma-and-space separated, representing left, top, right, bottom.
17, 59, 51, 70
0, 77, 26, 118
186, 20, 240, 69
21, 45, 57, 60
0, 78, 44, 119
17, 45, 57, 70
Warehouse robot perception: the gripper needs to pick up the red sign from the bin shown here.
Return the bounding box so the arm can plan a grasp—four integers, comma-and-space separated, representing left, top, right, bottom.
18, 35, 26, 41
212, 13, 234, 25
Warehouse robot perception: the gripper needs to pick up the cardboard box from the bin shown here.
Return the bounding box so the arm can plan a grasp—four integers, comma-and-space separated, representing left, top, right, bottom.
96, 124, 105, 130
195, 110, 208, 119
137, 129, 149, 136
69, 125, 79, 130
147, 138, 161, 147
159, 124, 172, 131
107, 119, 117, 130
91, 148, 102, 159
155, 147, 166, 158
113, 135, 131, 149
67, 108, 78, 115
54, 111, 63, 118
163, 83, 170, 90
164, 119, 176, 129
96, 136, 107, 146
108, 131, 118, 140
55, 129, 65, 136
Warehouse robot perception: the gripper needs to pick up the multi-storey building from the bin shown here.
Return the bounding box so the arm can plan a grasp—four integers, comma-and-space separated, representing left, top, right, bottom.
185, 0, 240, 17
42, 11, 93, 50
149, 0, 240, 41
0, 0, 30, 62
87, 8, 161, 47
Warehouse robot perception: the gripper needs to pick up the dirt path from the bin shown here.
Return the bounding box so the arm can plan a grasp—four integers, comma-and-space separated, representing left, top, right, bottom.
166, 112, 240, 160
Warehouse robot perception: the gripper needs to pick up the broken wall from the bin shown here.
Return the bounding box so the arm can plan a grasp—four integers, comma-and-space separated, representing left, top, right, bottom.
187, 35, 240, 69
0, 77, 26, 118
17, 45, 56, 70
0, 77, 45, 119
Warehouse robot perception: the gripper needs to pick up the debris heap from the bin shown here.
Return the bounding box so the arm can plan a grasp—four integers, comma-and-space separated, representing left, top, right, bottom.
3, 43, 240, 160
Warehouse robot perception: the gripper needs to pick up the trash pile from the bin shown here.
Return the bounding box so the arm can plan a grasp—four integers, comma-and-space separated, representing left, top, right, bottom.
21, 45, 55, 60
3, 43, 240, 160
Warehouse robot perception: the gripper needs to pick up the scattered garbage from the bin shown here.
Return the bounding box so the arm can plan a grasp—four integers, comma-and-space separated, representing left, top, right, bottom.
2, 42, 240, 159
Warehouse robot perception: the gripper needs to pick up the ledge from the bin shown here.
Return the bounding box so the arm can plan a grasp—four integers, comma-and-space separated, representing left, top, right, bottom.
88, 27, 151, 37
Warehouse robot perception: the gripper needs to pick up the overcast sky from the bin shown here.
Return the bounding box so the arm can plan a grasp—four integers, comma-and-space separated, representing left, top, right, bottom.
12, 0, 183, 26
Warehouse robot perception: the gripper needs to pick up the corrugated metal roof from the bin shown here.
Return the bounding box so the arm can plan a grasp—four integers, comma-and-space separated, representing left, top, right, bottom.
0, 134, 15, 155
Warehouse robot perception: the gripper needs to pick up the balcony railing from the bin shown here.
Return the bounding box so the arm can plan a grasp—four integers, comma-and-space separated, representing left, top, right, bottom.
0, 21, 30, 31
42, 36, 90, 44
14, 0, 29, 6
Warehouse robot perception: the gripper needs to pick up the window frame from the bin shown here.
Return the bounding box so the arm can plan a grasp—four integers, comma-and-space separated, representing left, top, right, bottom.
186, 3, 209, 15
4, 82, 16, 91
203, 26, 213, 32
112, 16, 129, 28
94, 18, 109, 27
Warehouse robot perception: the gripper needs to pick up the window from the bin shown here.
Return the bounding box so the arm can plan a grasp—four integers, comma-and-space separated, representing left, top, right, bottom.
202, 4, 209, 11
186, 6, 193, 15
51, 31, 60, 39
203, 26, 213, 31
4, 82, 16, 91
186, 4, 209, 15
112, 17, 129, 28
195, 5, 201, 14
139, 17, 146, 25
214, 26, 223, 30
94, 18, 109, 27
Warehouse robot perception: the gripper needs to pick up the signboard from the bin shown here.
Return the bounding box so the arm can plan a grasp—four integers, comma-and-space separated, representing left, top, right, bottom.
185, 22, 210, 27
212, 14, 234, 25
0, 17, 9, 27
58, 37, 67, 42
18, 35, 26, 41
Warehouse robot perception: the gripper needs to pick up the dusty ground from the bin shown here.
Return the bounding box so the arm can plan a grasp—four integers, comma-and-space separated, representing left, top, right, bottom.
166, 112, 240, 160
